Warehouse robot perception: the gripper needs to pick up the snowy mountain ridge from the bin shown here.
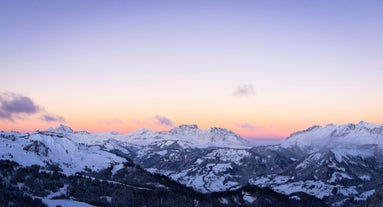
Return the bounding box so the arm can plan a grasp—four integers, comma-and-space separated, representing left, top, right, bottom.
43, 121, 383, 150
1, 121, 383, 206
282, 121, 383, 150
44, 124, 250, 149
0, 130, 126, 175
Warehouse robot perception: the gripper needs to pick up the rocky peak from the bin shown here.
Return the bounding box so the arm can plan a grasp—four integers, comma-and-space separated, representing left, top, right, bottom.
48, 124, 74, 134
169, 124, 200, 135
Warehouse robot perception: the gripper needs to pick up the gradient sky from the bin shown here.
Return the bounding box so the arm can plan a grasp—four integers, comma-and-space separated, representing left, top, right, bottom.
1, 0, 382, 138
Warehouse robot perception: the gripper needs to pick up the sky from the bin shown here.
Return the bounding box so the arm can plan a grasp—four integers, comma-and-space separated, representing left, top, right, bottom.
1, 0, 382, 138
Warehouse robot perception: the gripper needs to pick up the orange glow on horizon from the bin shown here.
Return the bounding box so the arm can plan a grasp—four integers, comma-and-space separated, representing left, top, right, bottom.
0, 117, 306, 139
1, 108, 382, 139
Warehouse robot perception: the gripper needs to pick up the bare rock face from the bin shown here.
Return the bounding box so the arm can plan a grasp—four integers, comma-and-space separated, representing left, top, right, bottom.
23, 140, 49, 156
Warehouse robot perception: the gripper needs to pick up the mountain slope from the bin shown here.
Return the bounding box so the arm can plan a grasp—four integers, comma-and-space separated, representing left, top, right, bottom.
1, 121, 382, 206
106, 121, 382, 206
0, 126, 326, 207
281, 121, 383, 150
56, 124, 250, 149
0, 130, 126, 174
0, 159, 327, 207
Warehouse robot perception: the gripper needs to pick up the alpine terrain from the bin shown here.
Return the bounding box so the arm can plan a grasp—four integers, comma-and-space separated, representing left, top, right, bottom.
1, 121, 382, 206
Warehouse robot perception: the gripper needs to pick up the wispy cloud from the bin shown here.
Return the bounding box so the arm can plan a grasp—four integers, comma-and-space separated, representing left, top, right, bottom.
233, 84, 256, 97
40, 114, 66, 123
237, 122, 256, 130
0, 92, 40, 121
154, 115, 174, 127
0, 92, 66, 123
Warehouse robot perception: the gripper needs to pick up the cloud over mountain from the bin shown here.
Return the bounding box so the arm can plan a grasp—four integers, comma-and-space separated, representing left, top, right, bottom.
0, 92, 65, 123
154, 115, 174, 127
40, 114, 66, 123
0, 93, 40, 121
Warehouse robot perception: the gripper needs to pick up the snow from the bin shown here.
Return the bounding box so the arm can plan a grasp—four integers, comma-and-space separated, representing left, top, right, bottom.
156, 150, 168, 156
204, 173, 236, 192
242, 192, 257, 203
195, 158, 204, 165
109, 124, 251, 149
245, 138, 283, 146
252, 175, 358, 200
46, 185, 68, 199
329, 172, 352, 183
328, 162, 345, 172
207, 163, 232, 173
182, 174, 206, 192
233, 196, 241, 205
0, 135, 46, 167
296, 152, 322, 169
100, 196, 112, 203
281, 122, 383, 150
43, 199, 95, 207
289, 195, 301, 200
47, 124, 74, 134
66, 124, 251, 149
169, 166, 239, 192
272, 180, 357, 199
272, 176, 290, 184
219, 197, 229, 204
146, 168, 174, 177
111, 163, 124, 175
338, 186, 358, 196
359, 175, 371, 181
205, 149, 250, 165
0, 131, 126, 175
1, 123, 381, 203
251, 174, 361, 201
87, 125, 250, 148
249, 177, 271, 187
354, 189, 376, 201
331, 148, 374, 163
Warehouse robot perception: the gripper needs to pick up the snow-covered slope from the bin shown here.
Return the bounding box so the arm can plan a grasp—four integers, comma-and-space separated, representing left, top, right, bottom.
281, 121, 383, 150
265, 121, 383, 205
0, 123, 249, 176
1, 122, 382, 206
124, 121, 383, 206
0, 130, 126, 174
56, 124, 250, 149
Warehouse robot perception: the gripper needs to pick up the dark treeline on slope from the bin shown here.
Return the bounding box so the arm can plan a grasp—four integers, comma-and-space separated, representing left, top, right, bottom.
358, 184, 383, 207
0, 160, 47, 207
0, 159, 328, 207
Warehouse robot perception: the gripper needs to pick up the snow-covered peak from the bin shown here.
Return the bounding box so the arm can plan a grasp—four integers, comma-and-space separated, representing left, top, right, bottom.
131, 128, 154, 136
357, 121, 379, 129
169, 124, 200, 135
287, 125, 321, 138
47, 124, 74, 134
55, 124, 250, 149
206, 127, 232, 135
199, 127, 250, 147
281, 121, 383, 150
134, 125, 248, 148
0, 130, 126, 174
205, 127, 240, 140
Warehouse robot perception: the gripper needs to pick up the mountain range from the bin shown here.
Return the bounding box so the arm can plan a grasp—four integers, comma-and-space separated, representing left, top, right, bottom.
1, 121, 383, 207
